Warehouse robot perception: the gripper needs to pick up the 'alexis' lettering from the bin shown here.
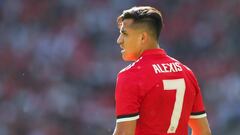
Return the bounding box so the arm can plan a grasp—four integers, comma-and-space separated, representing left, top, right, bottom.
152, 62, 182, 74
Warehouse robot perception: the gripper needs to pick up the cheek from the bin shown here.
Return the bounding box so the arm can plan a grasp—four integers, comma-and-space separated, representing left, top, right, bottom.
126, 37, 136, 47
125, 41, 135, 51
130, 37, 141, 50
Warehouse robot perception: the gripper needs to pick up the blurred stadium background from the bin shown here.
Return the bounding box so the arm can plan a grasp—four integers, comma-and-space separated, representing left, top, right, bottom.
0, 0, 240, 135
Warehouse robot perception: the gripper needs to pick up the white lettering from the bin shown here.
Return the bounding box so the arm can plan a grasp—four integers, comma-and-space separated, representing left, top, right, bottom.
175, 63, 182, 71
162, 64, 169, 73
168, 63, 176, 72
173, 63, 178, 71
152, 64, 161, 74
152, 62, 183, 74
156, 64, 163, 72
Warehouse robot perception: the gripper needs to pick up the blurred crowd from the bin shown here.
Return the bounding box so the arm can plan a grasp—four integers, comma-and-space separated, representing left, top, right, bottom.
0, 0, 239, 135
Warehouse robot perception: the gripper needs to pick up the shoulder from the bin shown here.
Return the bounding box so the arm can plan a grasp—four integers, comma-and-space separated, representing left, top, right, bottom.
181, 63, 197, 79
167, 55, 198, 79
118, 57, 144, 75
116, 57, 146, 86
168, 56, 194, 73
175, 61, 200, 87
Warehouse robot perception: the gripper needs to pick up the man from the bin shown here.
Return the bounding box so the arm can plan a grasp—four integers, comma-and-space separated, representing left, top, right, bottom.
113, 6, 211, 135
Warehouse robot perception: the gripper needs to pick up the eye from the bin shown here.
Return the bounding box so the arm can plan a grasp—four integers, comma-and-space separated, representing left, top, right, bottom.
121, 30, 127, 35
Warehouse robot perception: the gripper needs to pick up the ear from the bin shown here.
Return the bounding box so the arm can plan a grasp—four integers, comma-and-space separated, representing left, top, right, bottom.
137, 31, 148, 45
140, 32, 148, 44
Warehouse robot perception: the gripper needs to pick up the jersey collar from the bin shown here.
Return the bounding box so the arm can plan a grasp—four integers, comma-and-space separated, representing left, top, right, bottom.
141, 48, 166, 57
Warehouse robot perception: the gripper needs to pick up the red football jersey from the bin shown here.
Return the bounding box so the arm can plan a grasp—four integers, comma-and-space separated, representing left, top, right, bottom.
115, 49, 206, 135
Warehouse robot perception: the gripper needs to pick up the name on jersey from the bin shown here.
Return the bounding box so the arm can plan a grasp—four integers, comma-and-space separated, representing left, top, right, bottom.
152, 62, 182, 74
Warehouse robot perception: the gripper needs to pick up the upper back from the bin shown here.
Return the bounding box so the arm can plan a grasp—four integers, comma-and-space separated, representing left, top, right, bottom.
116, 49, 206, 135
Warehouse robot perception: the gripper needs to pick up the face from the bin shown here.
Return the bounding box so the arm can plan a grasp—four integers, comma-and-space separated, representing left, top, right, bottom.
117, 19, 143, 61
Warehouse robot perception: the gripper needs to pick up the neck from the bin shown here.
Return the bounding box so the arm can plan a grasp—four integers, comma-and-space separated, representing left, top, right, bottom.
139, 41, 160, 57
144, 40, 160, 50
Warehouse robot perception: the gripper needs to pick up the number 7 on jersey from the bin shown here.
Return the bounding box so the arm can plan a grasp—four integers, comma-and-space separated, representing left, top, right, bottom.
163, 78, 186, 133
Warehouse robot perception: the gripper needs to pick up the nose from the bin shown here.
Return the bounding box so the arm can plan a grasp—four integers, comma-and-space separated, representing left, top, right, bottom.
117, 34, 123, 45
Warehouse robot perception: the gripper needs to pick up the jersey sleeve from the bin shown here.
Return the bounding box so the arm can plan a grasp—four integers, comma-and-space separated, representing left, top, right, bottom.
189, 71, 207, 119
115, 72, 141, 123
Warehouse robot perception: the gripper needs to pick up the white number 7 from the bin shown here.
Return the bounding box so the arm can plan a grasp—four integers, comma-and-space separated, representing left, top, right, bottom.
163, 78, 186, 133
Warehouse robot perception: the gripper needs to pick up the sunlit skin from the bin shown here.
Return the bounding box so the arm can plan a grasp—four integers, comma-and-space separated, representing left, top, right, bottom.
117, 19, 159, 61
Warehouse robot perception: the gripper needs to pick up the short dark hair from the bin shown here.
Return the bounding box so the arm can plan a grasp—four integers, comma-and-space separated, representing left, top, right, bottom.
117, 6, 163, 40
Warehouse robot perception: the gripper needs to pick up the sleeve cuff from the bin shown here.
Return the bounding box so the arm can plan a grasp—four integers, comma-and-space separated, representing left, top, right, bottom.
116, 113, 139, 123
190, 111, 207, 119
